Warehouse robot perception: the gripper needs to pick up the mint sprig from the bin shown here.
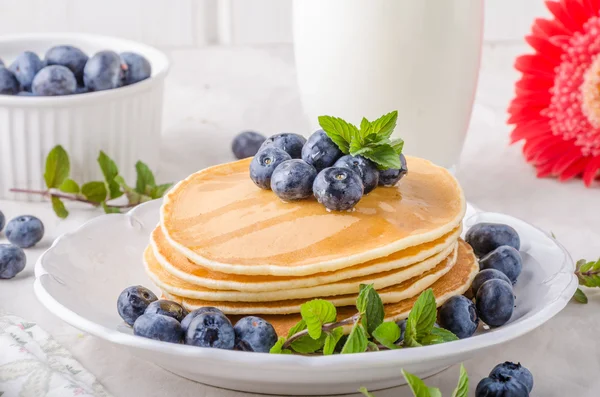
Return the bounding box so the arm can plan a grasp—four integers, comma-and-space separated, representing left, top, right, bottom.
360, 364, 469, 397
318, 110, 404, 170
10, 145, 172, 218
270, 286, 458, 355
572, 258, 600, 304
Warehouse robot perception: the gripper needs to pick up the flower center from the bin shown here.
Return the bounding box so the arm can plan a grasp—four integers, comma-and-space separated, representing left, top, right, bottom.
581, 53, 600, 128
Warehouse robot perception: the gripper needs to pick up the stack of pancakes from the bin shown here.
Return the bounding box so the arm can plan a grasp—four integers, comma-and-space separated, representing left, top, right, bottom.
144, 156, 479, 335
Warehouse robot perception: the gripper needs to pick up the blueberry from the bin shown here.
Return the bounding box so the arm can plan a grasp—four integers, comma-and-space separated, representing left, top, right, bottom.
133, 313, 183, 343
466, 223, 521, 257
32, 66, 77, 96
120, 52, 151, 85
144, 299, 188, 322
181, 307, 224, 332
0, 67, 19, 95
0, 58, 4, 67
476, 375, 529, 397
471, 269, 512, 296
0, 244, 26, 279
476, 279, 514, 327
313, 167, 364, 211
260, 133, 306, 159
117, 285, 158, 326
395, 319, 407, 344
0, 210, 4, 232
75, 85, 89, 94
379, 153, 408, 187
185, 311, 235, 349
490, 362, 533, 393
249, 147, 291, 189
232, 131, 266, 159
480, 246, 522, 284
17, 91, 34, 96
233, 316, 278, 353
45, 45, 89, 84
5, 215, 44, 248
437, 295, 479, 339
83, 51, 123, 91
9, 51, 44, 92
334, 155, 379, 194
270, 159, 317, 201
301, 129, 343, 171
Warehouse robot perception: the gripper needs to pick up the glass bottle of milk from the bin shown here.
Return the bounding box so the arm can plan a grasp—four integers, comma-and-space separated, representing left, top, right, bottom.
293, 0, 483, 169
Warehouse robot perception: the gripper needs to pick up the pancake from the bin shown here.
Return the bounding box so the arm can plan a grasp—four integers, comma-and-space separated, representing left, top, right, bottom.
160, 242, 461, 315
247, 240, 478, 336
151, 225, 461, 292
145, 241, 457, 302
160, 156, 465, 276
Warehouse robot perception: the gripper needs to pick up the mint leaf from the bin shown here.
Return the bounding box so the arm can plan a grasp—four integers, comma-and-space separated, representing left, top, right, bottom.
402, 369, 441, 397
323, 326, 344, 355
135, 161, 156, 195
51, 196, 68, 219
369, 110, 398, 140
367, 341, 380, 351
404, 289, 437, 347
44, 145, 70, 189
300, 299, 337, 339
270, 337, 292, 354
452, 364, 469, 397
102, 202, 121, 214
287, 319, 307, 338
390, 138, 404, 154
290, 334, 326, 353
341, 322, 369, 354
359, 387, 376, 397
318, 116, 359, 154
98, 151, 123, 199
59, 178, 79, 194
360, 117, 371, 133
372, 322, 400, 349
421, 327, 459, 345
151, 183, 172, 199
360, 144, 402, 170
573, 288, 588, 304
81, 181, 107, 203
356, 284, 384, 335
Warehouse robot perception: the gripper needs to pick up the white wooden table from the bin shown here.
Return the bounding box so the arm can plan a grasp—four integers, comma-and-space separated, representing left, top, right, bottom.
1, 44, 599, 396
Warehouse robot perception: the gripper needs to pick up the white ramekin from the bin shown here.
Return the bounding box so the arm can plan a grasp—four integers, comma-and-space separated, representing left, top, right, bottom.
0, 33, 170, 201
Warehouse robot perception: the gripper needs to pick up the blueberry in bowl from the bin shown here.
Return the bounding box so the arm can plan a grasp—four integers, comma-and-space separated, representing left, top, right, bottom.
120, 52, 152, 85
334, 154, 379, 194
181, 307, 224, 332
437, 295, 479, 339
32, 65, 77, 96
133, 313, 183, 344
0, 244, 26, 279
259, 133, 306, 159
249, 147, 292, 189
9, 51, 44, 92
185, 311, 235, 349
232, 131, 266, 159
313, 167, 364, 211
0, 210, 5, 232
83, 50, 123, 91
301, 129, 343, 171
144, 299, 188, 322
0, 67, 19, 95
471, 268, 512, 296
466, 223, 521, 257
117, 285, 158, 326
233, 316, 278, 353
479, 245, 523, 284
45, 45, 89, 84
476, 279, 514, 327
5, 215, 44, 248
270, 159, 317, 201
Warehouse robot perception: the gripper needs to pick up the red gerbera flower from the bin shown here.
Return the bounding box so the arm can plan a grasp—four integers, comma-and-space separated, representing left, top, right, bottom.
509, 0, 600, 186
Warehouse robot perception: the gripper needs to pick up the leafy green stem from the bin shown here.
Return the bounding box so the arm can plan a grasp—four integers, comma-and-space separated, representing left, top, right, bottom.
9, 188, 137, 209
282, 314, 359, 350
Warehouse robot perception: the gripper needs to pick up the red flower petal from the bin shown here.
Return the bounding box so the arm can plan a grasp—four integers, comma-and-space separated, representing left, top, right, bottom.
510, 120, 552, 143
546, 1, 579, 33
582, 0, 600, 15
552, 146, 583, 173
525, 35, 563, 61
516, 75, 554, 91
515, 55, 557, 77
536, 160, 557, 177
532, 18, 571, 38
559, 156, 589, 180
561, 0, 589, 29
508, 112, 546, 126
583, 156, 600, 185
523, 135, 560, 161
533, 140, 569, 164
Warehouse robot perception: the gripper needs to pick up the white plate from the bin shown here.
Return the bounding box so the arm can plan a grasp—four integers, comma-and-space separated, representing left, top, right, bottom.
33, 200, 577, 395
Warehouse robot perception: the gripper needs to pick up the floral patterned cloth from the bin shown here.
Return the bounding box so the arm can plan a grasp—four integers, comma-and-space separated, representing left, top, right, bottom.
0, 313, 111, 397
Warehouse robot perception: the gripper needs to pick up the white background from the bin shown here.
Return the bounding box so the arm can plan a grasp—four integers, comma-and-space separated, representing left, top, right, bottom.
0, 0, 549, 47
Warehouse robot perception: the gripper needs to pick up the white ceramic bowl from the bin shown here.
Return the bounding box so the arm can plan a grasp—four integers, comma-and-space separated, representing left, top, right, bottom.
33, 201, 577, 395
0, 33, 170, 201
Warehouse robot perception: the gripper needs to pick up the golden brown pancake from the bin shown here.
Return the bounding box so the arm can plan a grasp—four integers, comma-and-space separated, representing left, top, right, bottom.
160, 156, 465, 276
165, 240, 477, 336
151, 225, 461, 292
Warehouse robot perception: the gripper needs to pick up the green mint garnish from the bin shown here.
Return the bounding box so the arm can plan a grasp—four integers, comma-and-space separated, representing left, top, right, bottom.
318, 110, 404, 170
420, 327, 459, 345
372, 322, 401, 349
452, 364, 469, 397
340, 320, 369, 354
404, 289, 438, 347
269, 337, 292, 354
572, 258, 600, 303
573, 288, 588, 304
357, 283, 385, 335
300, 299, 337, 339
290, 334, 326, 353
402, 369, 442, 397
11, 145, 173, 218
359, 387, 376, 397
322, 327, 344, 355
287, 319, 307, 338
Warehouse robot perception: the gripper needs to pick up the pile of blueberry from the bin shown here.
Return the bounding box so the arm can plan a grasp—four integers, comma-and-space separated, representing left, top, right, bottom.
117, 285, 278, 352
434, 222, 522, 339
477, 362, 534, 396
0, 45, 151, 97
0, 209, 45, 279
232, 130, 407, 211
